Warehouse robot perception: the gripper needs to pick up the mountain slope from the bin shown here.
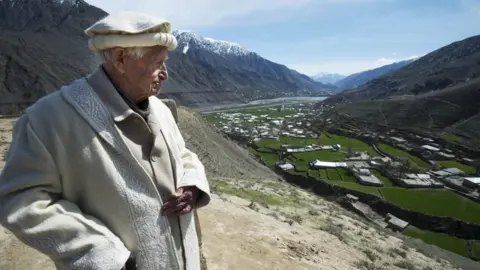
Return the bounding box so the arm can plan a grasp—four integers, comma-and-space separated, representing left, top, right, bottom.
0, 0, 106, 114
177, 106, 277, 180
311, 72, 346, 85
334, 59, 416, 90
322, 78, 480, 147
159, 30, 334, 107
323, 34, 480, 104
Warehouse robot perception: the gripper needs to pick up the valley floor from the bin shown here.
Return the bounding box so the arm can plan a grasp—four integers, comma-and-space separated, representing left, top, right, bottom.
1, 112, 478, 270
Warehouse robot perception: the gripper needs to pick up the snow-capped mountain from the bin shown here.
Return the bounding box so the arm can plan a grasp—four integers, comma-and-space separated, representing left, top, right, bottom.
173, 30, 250, 56
311, 72, 346, 85
160, 30, 336, 107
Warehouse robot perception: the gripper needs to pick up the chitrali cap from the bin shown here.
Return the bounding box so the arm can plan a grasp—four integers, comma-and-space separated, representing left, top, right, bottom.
84, 11, 177, 52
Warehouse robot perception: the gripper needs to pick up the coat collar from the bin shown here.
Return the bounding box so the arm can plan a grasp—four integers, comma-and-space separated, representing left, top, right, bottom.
85, 66, 136, 122
61, 78, 132, 157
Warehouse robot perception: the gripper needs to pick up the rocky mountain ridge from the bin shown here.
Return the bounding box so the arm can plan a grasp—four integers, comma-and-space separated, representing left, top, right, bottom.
323, 35, 480, 104
334, 59, 417, 91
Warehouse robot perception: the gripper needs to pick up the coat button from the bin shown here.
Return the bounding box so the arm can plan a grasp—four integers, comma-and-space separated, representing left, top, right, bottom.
151, 152, 160, 161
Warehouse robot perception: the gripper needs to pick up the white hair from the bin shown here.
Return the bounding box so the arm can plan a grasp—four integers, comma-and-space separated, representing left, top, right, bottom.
97, 47, 151, 63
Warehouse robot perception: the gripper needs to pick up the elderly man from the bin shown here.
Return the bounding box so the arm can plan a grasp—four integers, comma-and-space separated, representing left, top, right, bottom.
0, 11, 210, 270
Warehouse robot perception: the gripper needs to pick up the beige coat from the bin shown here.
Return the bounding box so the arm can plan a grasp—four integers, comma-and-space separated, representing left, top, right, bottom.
0, 78, 211, 270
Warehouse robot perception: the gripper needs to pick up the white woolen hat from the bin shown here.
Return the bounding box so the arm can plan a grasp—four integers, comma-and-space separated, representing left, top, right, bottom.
84, 11, 177, 52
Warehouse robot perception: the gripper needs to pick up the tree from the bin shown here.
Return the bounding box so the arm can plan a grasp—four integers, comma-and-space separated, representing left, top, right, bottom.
400, 158, 411, 173
347, 145, 353, 157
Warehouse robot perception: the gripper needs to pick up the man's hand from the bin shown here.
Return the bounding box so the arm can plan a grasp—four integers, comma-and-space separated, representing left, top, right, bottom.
161, 186, 199, 216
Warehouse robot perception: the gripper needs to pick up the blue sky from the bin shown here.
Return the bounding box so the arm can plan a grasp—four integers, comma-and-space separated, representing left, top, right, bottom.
86, 0, 479, 76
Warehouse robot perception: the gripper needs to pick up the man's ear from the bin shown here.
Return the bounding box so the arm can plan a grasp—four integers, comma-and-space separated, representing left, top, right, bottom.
111, 47, 127, 74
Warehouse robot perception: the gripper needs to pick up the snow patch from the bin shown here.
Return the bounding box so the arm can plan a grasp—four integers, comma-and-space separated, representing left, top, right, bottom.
182, 43, 190, 54
172, 29, 250, 56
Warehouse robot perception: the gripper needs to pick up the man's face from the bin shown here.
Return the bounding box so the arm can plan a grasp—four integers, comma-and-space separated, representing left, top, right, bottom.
122, 46, 169, 101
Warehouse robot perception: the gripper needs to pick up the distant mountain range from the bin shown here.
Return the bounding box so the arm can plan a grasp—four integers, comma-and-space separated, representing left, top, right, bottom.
310, 59, 417, 93
334, 59, 417, 90
311, 72, 346, 85
318, 34, 480, 147
0, 0, 334, 113
323, 35, 480, 104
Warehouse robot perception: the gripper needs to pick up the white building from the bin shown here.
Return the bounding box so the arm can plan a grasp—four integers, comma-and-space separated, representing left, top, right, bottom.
310, 160, 348, 169
352, 168, 384, 186
276, 162, 294, 171
421, 145, 440, 152
463, 177, 480, 189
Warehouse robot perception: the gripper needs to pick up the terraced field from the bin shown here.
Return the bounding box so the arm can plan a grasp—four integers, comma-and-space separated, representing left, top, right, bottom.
204, 105, 480, 261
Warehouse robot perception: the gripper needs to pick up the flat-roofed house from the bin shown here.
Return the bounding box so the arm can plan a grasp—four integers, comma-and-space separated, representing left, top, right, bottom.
310, 160, 348, 169
463, 177, 480, 189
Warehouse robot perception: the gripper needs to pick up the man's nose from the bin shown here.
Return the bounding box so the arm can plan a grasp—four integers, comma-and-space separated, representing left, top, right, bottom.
159, 70, 168, 81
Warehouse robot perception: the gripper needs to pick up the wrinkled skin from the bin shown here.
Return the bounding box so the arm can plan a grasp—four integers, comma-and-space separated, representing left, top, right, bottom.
161, 186, 200, 216
104, 45, 169, 103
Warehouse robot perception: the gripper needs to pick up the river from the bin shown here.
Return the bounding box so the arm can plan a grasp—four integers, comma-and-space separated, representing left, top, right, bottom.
197, 96, 328, 113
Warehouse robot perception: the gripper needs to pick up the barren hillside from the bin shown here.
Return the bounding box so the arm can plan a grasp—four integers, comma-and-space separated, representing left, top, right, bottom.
1, 110, 479, 270
177, 107, 277, 180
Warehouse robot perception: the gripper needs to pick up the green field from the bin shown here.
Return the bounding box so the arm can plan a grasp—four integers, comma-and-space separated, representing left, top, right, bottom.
326, 133, 379, 157
287, 156, 310, 171
404, 226, 469, 257
309, 169, 328, 179
337, 168, 357, 182
326, 169, 342, 181
310, 168, 356, 183
443, 134, 460, 144
437, 160, 476, 174
371, 169, 394, 186
381, 188, 480, 224
470, 240, 480, 257
378, 143, 430, 168
256, 151, 279, 167
333, 181, 383, 197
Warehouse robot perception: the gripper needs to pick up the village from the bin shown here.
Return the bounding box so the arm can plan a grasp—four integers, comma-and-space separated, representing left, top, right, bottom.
205, 103, 480, 244
208, 103, 480, 197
